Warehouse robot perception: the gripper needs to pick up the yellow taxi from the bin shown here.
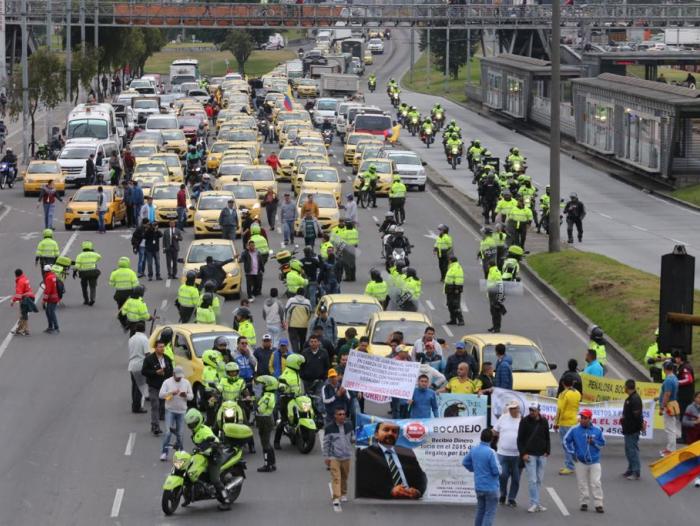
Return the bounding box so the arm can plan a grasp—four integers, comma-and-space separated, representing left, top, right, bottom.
22, 160, 65, 196
130, 142, 160, 164
220, 152, 255, 167
149, 324, 240, 395
135, 175, 168, 192
193, 190, 237, 238
207, 141, 236, 172
303, 142, 330, 157
298, 166, 342, 202
216, 161, 247, 181
354, 158, 396, 196
275, 111, 312, 136
151, 153, 184, 183
344, 132, 375, 165
181, 238, 241, 297
293, 160, 331, 194
150, 183, 194, 225
277, 146, 307, 181
296, 78, 319, 98
133, 160, 170, 181
239, 165, 277, 198
217, 128, 260, 145
214, 181, 261, 226
160, 129, 189, 158
368, 29, 384, 39
316, 294, 383, 339
64, 185, 126, 230
352, 140, 385, 172
224, 144, 258, 162
363, 50, 374, 65
295, 191, 339, 233
459, 333, 559, 395
365, 311, 433, 356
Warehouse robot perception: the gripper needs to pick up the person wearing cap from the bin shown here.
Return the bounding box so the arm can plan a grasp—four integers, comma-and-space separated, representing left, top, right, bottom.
158, 365, 193, 461
563, 192, 586, 244
219, 198, 238, 242
492, 400, 522, 507
564, 408, 606, 513
35, 228, 60, 273
417, 340, 445, 373
553, 375, 581, 475
280, 192, 297, 246
445, 341, 476, 380
42, 264, 60, 333
322, 368, 351, 425
343, 193, 358, 224
518, 402, 550, 512
73, 240, 102, 305
270, 338, 293, 378
308, 305, 338, 348
254, 334, 276, 377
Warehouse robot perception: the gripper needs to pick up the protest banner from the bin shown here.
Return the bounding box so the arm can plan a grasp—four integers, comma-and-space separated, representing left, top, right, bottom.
580, 373, 663, 429
491, 388, 654, 439
364, 392, 391, 404
355, 413, 486, 503
342, 350, 420, 400
437, 393, 487, 418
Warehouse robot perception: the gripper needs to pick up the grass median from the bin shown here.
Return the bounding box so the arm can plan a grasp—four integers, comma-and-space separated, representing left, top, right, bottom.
401, 53, 481, 105
670, 184, 700, 207
528, 249, 700, 385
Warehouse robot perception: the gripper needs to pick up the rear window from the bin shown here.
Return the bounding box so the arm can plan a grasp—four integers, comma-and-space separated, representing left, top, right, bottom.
147, 117, 178, 130
354, 115, 391, 132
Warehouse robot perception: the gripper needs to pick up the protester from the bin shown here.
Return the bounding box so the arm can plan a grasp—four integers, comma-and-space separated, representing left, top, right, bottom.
159, 366, 193, 460
518, 402, 550, 512
322, 369, 351, 424
284, 288, 312, 353
307, 305, 338, 347
300, 334, 330, 393
323, 407, 355, 512
564, 409, 606, 513
37, 180, 63, 230
270, 338, 292, 378
557, 359, 583, 395
254, 334, 275, 377
681, 391, 700, 487
127, 321, 149, 414
11, 269, 37, 336
141, 340, 173, 435
411, 326, 438, 360
553, 375, 581, 475
673, 351, 695, 442
280, 192, 297, 246
493, 344, 512, 389
240, 239, 265, 300
659, 360, 681, 456
445, 341, 477, 379
409, 375, 438, 418
463, 428, 501, 526
620, 379, 644, 480
262, 186, 279, 230
583, 349, 604, 377
493, 400, 522, 507
441, 363, 481, 394
262, 288, 284, 346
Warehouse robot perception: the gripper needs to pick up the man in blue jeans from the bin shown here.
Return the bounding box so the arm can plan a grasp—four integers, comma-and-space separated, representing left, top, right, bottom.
279, 192, 297, 246
463, 428, 501, 526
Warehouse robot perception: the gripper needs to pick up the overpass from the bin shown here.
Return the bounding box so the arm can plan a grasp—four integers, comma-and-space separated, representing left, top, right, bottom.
5, 1, 700, 30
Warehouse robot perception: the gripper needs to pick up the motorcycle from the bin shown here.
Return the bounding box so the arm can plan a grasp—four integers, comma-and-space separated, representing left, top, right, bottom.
35, 144, 51, 160
506, 158, 527, 175
161, 423, 251, 516
421, 125, 434, 148
385, 246, 410, 272
0, 162, 16, 189
322, 128, 333, 146
432, 111, 445, 130
397, 107, 408, 126
186, 160, 203, 186
447, 145, 461, 170
368, 79, 376, 93
408, 116, 419, 136
389, 91, 401, 108
277, 384, 323, 454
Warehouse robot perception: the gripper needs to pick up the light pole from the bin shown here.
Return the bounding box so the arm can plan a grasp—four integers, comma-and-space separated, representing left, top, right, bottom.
66, 0, 72, 105
21, 0, 29, 164
549, 0, 561, 252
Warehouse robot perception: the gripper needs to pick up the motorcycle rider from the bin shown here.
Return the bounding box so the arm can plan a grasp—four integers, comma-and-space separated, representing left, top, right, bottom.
420, 117, 433, 143
406, 106, 420, 133
218, 362, 249, 405
506, 147, 525, 172
445, 133, 462, 161
367, 72, 377, 92
254, 375, 278, 473
183, 408, 232, 510
501, 245, 524, 282
360, 164, 379, 208
364, 268, 389, 309
202, 349, 224, 386
388, 175, 407, 225
378, 211, 396, 235
191, 173, 214, 200
431, 103, 444, 120
274, 353, 305, 449
467, 139, 485, 171
481, 171, 500, 225
185, 144, 203, 181
536, 185, 551, 234
385, 226, 411, 263
397, 102, 409, 125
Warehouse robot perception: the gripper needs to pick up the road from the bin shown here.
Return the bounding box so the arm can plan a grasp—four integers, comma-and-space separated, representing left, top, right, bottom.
0, 42, 695, 526
369, 30, 700, 283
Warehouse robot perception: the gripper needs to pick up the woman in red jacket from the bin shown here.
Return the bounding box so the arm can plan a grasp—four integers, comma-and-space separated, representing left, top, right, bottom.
42, 265, 60, 333
11, 269, 37, 335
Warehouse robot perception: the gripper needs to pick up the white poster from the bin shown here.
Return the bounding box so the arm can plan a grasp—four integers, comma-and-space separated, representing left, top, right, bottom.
342, 350, 420, 400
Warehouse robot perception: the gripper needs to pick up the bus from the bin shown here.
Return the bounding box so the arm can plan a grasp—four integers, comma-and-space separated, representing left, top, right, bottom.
340, 38, 364, 60
169, 59, 200, 86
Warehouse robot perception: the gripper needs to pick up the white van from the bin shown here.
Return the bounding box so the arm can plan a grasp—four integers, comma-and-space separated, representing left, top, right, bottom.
58, 138, 121, 186
66, 103, 119, 147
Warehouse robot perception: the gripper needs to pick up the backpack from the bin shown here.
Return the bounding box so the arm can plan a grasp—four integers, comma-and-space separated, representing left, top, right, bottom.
56, 279, 65, 300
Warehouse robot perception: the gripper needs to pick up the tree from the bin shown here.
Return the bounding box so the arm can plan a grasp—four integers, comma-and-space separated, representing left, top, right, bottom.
419, 29, 480, 80
7, 47, 64, 155
70, 44, 100, 104
222, 31, 254, 74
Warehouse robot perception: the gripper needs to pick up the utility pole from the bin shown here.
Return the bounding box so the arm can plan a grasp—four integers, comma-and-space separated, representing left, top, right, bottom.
20, 0, 28, 164
410, 27, 414, 84
80, 0, 86, 53
95, 3, 100, 99
0, 0, 7, 90
426, 28, 430, 89
66, 0, 72, 105
444, 25, 450, 93
46, 1, 53, 144
549, 0, 561, 252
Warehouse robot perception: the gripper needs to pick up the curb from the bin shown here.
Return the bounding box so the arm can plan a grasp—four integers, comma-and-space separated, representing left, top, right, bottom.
420, 154, 651, 381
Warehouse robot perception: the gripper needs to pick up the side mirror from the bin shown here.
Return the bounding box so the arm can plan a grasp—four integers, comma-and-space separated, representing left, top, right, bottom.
549, 363, 558, 371
422, 161, 427, 166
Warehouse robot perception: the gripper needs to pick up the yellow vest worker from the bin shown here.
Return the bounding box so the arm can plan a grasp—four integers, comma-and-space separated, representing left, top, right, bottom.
238, 318, 257, 346
444, 256, 464, 326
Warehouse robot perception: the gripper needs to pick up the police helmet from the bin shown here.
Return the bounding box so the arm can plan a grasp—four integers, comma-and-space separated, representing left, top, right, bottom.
81, 240, 93, 250
185, 271, 197, 285
385, 211, 394, 218
238, 307, 251, 319
255, 375, 279, 392
405, 267, 417, 279
42, 228, 54, 238
214, 335, 229, 349
132, 284, 145, 298
185, 408, 204, 430
204, 280, 217, 293
225, 361, 240, 374
507, 245, 524, 257
370, 268, 382, 281
286, 354, 306, 371
159, 327, 174, 344
200, 292, 213, 307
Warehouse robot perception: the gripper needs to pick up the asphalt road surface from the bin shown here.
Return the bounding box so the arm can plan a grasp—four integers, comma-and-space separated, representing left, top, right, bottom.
0, 40, 696, 526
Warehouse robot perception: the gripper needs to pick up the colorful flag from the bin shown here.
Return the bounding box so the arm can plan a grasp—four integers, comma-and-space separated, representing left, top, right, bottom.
283, 95, 293, 111
649, 441, 700, 496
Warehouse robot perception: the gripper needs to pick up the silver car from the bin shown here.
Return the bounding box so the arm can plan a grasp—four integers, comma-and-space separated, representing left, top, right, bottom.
385, 150, 427, 191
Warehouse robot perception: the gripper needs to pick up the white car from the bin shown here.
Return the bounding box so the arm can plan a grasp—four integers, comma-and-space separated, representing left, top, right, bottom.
312, 98, 339, 127
186, 89, 210, 105
385, 150, 427, 191
368, 38, 384, 54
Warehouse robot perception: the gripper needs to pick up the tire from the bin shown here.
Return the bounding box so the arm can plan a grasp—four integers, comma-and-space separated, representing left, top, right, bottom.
426, 139, 430, 149
451, 157, 457, 170
296, 428, 316, 454
418, 184, 425, 192
65, 222, 73, 231
161, 488, 182, 516
228, 481, 243, 503
107, 214, 115, 230
193, 383, 206, 411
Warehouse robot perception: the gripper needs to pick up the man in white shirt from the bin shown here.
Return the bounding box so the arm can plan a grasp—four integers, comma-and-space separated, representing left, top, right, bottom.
492, 400, 523, 506
343, 193, 358, 224
159, 366, 194, 460
128, 321, 149, 413
411, 326, 438, 360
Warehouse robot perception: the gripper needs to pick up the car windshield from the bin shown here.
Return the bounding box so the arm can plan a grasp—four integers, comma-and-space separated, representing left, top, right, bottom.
227, 131, 257, 142
187, 244, 234, 263
131, 145, 157, 156
28, 163, 61, 174
161, 130, 185, 141
316, 100, 337, 111
178, 117, 201, 128
241, 168, 273, 181
389, 154, 420, 165
300, 194, 336, 208
148, 118, 178, 130
73, 189, 112, 202
354, 115, 391, 132
191, 332, 238, 358
299, 79, 316, 86
219, 164, 245, 176
305, 169, 337, 182
211, 143, 232, 153
60, 147, 94, 160
372, 320, 428, 345
482, 344, 550, 372
151, 186, 178, 199
361, 160, 391, 174
67, 119, 108, 140
279, 148, 303, 160
153, 155, 179, 168
188, 90, 208, 97
225, 184, 257, 198
133, 100, 159, 109
199, 196, 231, 210
348, 134, 371, 145
135, 163, 167, 175
329, 302, 381, 326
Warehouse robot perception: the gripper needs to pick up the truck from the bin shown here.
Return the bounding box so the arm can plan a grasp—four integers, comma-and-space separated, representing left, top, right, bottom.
319, 74, 360, 98
664, 28, 700, 46
169, 59, 200, 86
340, 38, 364, 60
325, 53, 352, 74
332, 28, 353, 45
310, 64, 341, 79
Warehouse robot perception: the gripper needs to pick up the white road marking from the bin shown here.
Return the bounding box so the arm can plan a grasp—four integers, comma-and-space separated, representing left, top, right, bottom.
19, 232, 39, 240
631, 225, 648, 232
372, 215, 378, 223
546, 487, 570, 516
166, 279, 172, 288
598, 213, 612, 219
0, 204, 12, 223
160, 299, 168, 310
671, 238, 689, 246
441, 325, 454, 337
425, 300, 435, 310
124, 433, 136, 456
461, 301, 469, 313
0, 296, 11, 304
110, 488, 125, 518
328, 482, 333, 498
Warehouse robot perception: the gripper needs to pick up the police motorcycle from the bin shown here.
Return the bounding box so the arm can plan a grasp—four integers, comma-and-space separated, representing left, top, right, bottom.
431, 108, 445, 130
421, 121, 435, 148
0, 160, 16, 189
389, 90, 401, 108
277, 379, 324, 454
407, 113, 420, 136
446, 142, 461, 170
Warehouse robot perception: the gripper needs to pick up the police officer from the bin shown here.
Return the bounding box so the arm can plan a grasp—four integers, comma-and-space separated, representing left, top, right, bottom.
177, 271, 200, 323
254, 375, 278, 473
495, 189, 516, 224
196, 292, 217, 324
433, 224, 453, 282
506, 198, 533, 249
121, 285, 152, 335
588, 326, 608, 375
364, 268, 389, 309
301, 246, 321, 306
184, 408, 231, 510
249, 224, 270, 263
536, 186, 551, 234
35, 229, 60, 273
388, 175, 407, 225
109, 256, 139, 328
360, 165, 379, 208
73, 241, 102, 305
481, 172, 500, 225
217, 361, 247, 401
340, 220, 359, 282
444, 255, 464, 326
274, 353, 305, 449
486, 263, 505, 333
285, 260, 308, 298
501, 245, 524, 281
645, 329, 671, 383
237, 308, 256, 346
478, 227, 498, 279
564, 192, 586, 244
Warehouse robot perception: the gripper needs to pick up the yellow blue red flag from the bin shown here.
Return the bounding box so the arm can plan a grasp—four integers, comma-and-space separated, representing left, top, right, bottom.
649, 441, 700, 496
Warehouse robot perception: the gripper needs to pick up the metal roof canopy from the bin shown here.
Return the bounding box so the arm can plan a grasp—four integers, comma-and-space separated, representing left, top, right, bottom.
481, 54, 581, 76
572, 72, 700, 106
584, 50, 700, 66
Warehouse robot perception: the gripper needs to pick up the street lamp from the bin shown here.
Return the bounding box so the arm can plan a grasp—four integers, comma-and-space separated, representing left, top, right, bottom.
549, 0, 561, 252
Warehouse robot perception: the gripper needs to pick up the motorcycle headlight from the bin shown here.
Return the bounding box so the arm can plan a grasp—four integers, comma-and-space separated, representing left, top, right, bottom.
208, 396, 218, 407
224, 408, 235, 418
300, 401, 312, 412
452, 147, 459, 154
172, 458, 187, 469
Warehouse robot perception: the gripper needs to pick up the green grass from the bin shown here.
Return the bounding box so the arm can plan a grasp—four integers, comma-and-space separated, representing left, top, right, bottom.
670, 184, 700, 207
162, 42, 217, 50
144, 48, 295, 78
628, 64, 694, 83
528, 250, 700, 385
402, 52, 481, 105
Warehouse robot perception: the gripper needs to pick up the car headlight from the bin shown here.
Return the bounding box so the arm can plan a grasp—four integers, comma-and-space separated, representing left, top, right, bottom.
252, 203, 260, 209
229, 268, 239, 277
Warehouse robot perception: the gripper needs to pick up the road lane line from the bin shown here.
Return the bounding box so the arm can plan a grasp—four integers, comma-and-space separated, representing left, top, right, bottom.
160, 299, 168, 310
372, 215, 378, 223
110, 488, 125, 518
632, 225, 648, 232
425, 300, 435, 310
441, 325, 453, 337
546, 487, 570, 516
598, 213, 612, 219
124, 433, 136, 456
166, 279, 172, 288
461, 301, 469, 312
0, 204, 11, 223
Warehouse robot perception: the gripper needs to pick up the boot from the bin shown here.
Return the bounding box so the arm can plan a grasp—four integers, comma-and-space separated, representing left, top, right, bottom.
216, 487, 231, 511
269, 448, 276, 471
257, 449, 275, 472
456, 314, 465, 326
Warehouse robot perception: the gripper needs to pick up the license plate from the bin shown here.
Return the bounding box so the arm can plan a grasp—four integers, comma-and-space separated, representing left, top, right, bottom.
211, 225, 221, 230
166, 213, 177, 218
80, 216, 91, 222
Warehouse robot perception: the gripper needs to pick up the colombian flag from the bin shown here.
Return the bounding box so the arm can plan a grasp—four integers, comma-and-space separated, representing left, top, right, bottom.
283, 95, 293, 111
650, 441, 700, 496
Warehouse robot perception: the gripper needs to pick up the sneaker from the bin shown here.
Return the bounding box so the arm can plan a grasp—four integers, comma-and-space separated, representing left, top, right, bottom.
595, 506, 604, 514
580, 504, 588, 512
659, 449, 672, 457
537, 505, 547, 512
694, 477, 700, 488
507, 500, 516, 508
340, 495, 348, 502
498, 496, 506, 505
621, 471, 632, 477
160, 452, 167, 461
332, 499, 342, 513
527, 505, 538, 513
625, 473, 640, 481
559, 467, 574, 475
